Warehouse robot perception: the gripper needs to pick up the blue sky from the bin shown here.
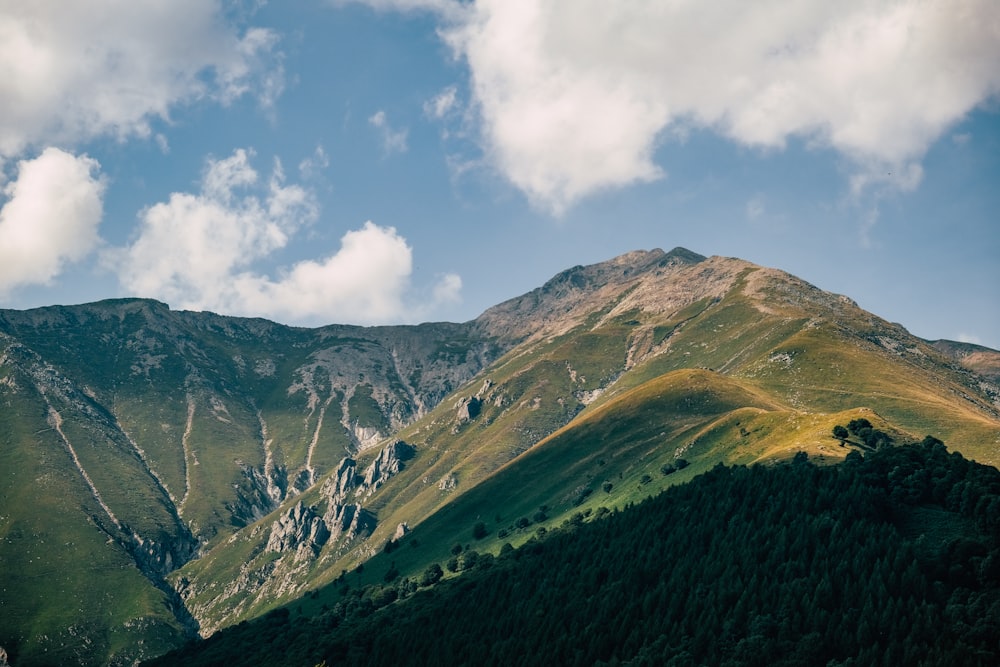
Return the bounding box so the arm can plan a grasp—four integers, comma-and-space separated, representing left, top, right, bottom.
1, 1, 998, 349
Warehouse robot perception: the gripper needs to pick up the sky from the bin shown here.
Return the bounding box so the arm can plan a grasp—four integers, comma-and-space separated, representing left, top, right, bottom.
0, 1, 998, 349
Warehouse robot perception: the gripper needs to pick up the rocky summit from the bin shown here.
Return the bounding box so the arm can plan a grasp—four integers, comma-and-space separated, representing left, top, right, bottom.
1, 248, 998, 665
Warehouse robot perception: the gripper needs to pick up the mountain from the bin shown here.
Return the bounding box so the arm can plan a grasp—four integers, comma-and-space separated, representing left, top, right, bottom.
1, 248, 998, 665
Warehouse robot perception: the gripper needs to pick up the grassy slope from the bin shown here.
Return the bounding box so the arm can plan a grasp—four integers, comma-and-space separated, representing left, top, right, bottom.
0, 374, 188, 666
177, 265, 1000, 631
0, 303, 493, 664
292, 369, 906, 611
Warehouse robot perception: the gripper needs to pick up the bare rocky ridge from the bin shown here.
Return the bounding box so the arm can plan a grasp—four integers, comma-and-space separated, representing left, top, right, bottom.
473, 248, 706, 342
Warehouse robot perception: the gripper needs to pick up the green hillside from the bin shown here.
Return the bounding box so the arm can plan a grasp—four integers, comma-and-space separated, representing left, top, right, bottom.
0, 301, 499, 665
2, 249, 998, 664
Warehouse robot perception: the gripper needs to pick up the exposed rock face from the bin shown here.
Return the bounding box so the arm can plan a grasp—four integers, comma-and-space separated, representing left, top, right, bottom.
228, 463, 287, 526
438, 473, 458, 491
324, 503, 376, 542
320, 458, 374, 543
323, 457, 358, 503
361, 440, 415, 494
456, 396, 482, 424
266, 502, 330, 556
394, 522, 409, 540
265, 440, 414, 559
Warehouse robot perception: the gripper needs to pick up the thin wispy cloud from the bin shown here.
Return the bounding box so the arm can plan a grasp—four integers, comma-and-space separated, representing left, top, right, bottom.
424, 86, 459, 119
369, 110, 409, 155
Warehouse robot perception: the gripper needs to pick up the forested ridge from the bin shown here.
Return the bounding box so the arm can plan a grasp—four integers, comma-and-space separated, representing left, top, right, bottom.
148, 439, 1000, 666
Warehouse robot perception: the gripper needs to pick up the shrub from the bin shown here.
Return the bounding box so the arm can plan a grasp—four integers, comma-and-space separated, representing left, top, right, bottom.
847, 418, 872, 434
459, 550, 479, 571
572, 487, 593, 506
473, 521, 488, 540
419, 563, 443, 587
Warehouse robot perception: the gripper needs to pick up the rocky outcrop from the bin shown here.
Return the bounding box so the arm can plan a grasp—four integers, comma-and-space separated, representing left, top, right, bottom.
323, 457, 358, 504
361, 440, 415, 495
455, 396, 482, 424
266, 502, 330, 557
324, 502, 375, 542
265, 440, 414, 560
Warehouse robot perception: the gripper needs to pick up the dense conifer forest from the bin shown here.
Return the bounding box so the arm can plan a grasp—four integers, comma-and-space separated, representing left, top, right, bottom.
148, 439, 1000, 666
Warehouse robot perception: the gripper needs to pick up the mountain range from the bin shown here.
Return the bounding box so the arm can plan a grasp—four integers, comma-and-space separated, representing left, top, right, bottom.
1, 248, 998, 665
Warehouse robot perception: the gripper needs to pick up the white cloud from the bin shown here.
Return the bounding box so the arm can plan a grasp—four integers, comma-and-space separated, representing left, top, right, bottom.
0, 148, 105, 294
425, 86, 459, 119
298, 145, 330, 179
111, 149, 459, 324
232, 222, 416, 323
956, 333, 983, 346
155, 134, 170, 154
369, 110, 409, 155
0, 1, 281, 158
356, 0, 1000, 214
432, 273, 462, 305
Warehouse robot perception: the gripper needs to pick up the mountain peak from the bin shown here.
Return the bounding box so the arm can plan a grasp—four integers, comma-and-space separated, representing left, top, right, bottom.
474, 247, 706, 341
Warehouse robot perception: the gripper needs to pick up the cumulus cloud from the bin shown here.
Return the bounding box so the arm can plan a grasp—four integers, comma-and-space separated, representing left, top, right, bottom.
369, 111, 409, 155
355, 0, 1000, 214
0, 148, 105, 294
111, 149, 459, 324
0, 0, 281, 158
